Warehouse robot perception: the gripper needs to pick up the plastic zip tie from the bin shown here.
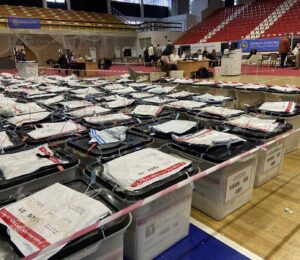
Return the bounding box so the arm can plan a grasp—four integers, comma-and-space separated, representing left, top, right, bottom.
85, 170, 97, 194
112, 184, 118, 193
185, 171, 194, 190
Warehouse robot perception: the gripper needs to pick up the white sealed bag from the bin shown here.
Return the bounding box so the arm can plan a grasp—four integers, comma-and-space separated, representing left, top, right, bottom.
142, 96, 175, 105
148, 86, 175, 94
227, 116, 280, 132
103, 148, 191, 191
131, 105, 163, 117
269, 85, 300, 93
105, 97, 135, 109
166, 100, 206, 110
68, 106, 110, 118
218, 82, 243, 88
1, 102, 46, 117
59, 100, 92, 110
198, 106, 244, 118
151, 120, 197, 135
0, 145, 61, 179
70, 87, 101, 95
128, 82, 150, 89
193, 80, 216, 86
0, 183, 111, 259
173, 78, 194, 84
37, 95, 64, 106
103, 84, 125, 91
111, 87, 136, 95
84, 113, 132, 124
259, 101, 296, 113
27, 121, 86, 140
7, 112, 51, 126
0, 131, 14, 148
44, 86, 71, 93
130, 92, 154, 99
173, 129, 245, 147
235, 84, 267, 91
167, 91, 195, 99
90, 126, 128, 144
193, 93, 232, 103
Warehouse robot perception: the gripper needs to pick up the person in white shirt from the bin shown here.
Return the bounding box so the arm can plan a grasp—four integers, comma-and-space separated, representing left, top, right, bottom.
170, 48, 181, 63
148, 44, 155, 66
292, 43, 300, 69
181, 49, 191, 60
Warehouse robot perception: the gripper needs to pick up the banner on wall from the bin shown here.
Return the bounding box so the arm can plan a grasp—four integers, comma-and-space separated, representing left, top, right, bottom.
8, 17, 41, 29
238, 38, 280, 52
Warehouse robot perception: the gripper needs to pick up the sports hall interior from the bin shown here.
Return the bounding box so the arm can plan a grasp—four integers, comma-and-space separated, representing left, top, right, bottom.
0, 0, 300, 259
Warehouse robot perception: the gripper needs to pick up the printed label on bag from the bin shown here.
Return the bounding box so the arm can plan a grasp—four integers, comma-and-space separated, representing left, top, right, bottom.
263, 143, 284, 173
225, 165, 253, 203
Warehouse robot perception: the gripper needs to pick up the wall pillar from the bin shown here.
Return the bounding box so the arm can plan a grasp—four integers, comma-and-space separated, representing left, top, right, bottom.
140, 0, 144, 18
107, 0, 111, 14
42, 0, 47, 8
66, 0, 71, 10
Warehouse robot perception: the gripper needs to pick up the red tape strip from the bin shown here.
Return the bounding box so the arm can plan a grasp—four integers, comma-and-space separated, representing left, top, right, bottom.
0, 208, 51, 250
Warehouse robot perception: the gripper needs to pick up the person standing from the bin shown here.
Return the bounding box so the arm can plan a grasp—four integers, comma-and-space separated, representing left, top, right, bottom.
292, 43, 300, 69
155, 44, 162, 60
148, 44, 155, 66
18, 50, 27, 61
279, 33, 290, 68
143, 47, 150, 66
58, 49, 69, 75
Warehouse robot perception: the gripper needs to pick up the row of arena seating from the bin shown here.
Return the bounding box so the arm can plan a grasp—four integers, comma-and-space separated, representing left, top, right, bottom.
175, 0, 299, 45
208, 0, 285, 42
262, 0, 300, 38
0, 5, 133, 32
174, 6, 241, 44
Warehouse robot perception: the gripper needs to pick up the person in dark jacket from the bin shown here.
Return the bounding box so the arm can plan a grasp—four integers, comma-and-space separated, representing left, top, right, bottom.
247, 48, 257, 59
279, 33, 291, 68
58, 50, 69, 75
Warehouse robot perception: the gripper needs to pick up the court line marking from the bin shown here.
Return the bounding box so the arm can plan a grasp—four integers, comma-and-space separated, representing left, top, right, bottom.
190, 217, 263, 260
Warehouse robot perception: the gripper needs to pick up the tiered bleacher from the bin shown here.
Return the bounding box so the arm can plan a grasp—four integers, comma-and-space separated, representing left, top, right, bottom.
175, 0, 299, 45
174, 6, 241, 44
262, 0, 300, 38
0, 5, 133, 32
207, 0, 285, 42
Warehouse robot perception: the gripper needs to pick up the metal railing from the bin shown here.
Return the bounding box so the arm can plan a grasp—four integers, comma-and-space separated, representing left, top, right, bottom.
110, 6, 132, 25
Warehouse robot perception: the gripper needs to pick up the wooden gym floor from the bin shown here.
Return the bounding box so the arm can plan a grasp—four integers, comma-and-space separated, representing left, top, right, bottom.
192, 148, 300, 259
192, 75, 300, 259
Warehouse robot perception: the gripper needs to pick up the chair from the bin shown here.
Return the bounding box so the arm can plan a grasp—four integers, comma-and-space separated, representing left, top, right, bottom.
245, 54, 262, 74
268, 53, 279, 68
46, 59, 59, 69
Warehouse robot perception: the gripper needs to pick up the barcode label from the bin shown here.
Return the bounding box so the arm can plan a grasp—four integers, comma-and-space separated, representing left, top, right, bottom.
263, 143, 284, 173
225, 165, 253, 202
